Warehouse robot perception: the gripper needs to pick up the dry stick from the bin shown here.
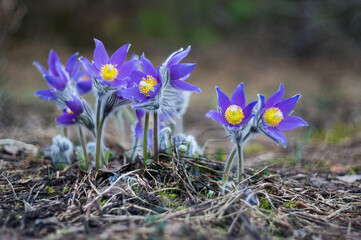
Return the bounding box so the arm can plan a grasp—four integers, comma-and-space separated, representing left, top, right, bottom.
83, 170, 140, 210
153, 111, 159, 163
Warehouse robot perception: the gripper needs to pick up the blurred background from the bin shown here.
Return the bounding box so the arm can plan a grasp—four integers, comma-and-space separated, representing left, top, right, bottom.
1, 0, 361, 159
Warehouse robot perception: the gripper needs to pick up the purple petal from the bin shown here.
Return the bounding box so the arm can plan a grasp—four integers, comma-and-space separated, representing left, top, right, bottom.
109, 44, 130, 65
33, 62, 48, 75
275, 94, 300, 115
216, 87, 231, 114
166, 46, 191, 67
277, 116, 308, 131
148, 83, 162, 98
48, 50, 60, 76
135, 109, 144, 139
117, 59, 138, 80
243, 100, 257, 118
93, 39, 109, 69
119, 86, 146, 101
265, 83, 284, 109
55, 59, 68, 84
130, 70, 146, 85
76, 80, 92, 95
171, 80, 201, 92
264, 127, 287, 147
45, 75, 66, 91
231, 82, 246, 109
141, 54, 157, 77
241, 113, 255, 126
205, 110, 228, 126
259, 94, 265, 112
65, 96, 83, 116
34, 89, 56, 100
79, 57, 100, 77
65, 53, 78, 76
169, 63, 196, 80
56, 113, 76, 125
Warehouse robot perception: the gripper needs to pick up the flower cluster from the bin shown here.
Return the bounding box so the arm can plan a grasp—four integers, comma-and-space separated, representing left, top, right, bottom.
35, 39, 200, 170
206, 83, 308, 183
35, 39, 308, 192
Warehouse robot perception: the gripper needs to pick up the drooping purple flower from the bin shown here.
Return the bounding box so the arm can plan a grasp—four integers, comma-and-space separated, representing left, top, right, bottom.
259, 83, 308, 147
55, 94, 84, 125
164, 46, 200, 93
205, 83, 257, 129
118, 54, 162, 106
79, 39, 138, 88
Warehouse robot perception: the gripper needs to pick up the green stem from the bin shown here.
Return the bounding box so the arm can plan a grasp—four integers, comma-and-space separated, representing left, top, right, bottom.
63, 127, 68, 138
222, 146, 236, 184
143, 112, 150, 161
167, 132, 172, 155
95, 116, 106, 170
96, 98, 101, 130
153, 112, 159, 163
122, 107, 136, 125
237, 142, 244, 183
78, 126, 89, 170
129, 138, 139, 163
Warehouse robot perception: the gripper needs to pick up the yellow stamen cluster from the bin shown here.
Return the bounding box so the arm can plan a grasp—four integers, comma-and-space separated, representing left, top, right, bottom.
67, 109, 73, 114
224, 105, 244, 125
264, 107, 283, 127
139, 75, 157, 97
100, 64, 118, 82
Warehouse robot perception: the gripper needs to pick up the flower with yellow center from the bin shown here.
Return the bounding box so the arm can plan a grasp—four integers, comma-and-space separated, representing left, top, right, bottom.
224, 104, 245, 125
264, 107, 283, 127
100, 64, 118, 82
139, 75, 157, 97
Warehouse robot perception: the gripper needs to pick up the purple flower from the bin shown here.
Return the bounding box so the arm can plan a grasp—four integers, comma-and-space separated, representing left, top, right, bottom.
55, 94, 84, 125
34, 50, 92, 99
259, 83, 308, 147
79, 39, 138, 88
34, 50, 68, 91
205, 83, 256, 129
118, 54, 162, 106
164, 46, 200, 93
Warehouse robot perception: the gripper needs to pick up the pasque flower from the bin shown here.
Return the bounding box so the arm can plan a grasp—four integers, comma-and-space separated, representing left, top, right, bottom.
79, 39, 138, 88
119, 54, 162, 107
259, 83, 308, 147
205, 83, 257, 184
55, 94, 84, 125
163, 46, 200, 93
205, 83, 256, 131
34, 51, 92, 101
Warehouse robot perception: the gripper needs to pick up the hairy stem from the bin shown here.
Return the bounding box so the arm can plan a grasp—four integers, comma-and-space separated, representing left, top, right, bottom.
129, 138, 139, 163
95, 116, 106, 170
237, 142, 244, 183
143, 112, 150, 161
222, 146, 236, 184
78, 126, 88, 170
153, 111, 159, 163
